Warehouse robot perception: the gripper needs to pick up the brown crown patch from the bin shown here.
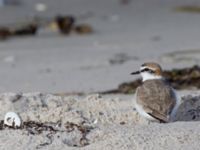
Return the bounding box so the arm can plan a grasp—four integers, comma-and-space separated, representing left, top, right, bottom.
141, 62, 163, 75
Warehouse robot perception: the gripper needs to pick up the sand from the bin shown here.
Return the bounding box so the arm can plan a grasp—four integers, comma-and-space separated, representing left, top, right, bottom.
0, 91, 199, 150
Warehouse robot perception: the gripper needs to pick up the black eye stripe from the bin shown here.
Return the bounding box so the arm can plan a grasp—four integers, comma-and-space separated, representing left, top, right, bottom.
141, 68, 149, 72
141, 68, 155, 73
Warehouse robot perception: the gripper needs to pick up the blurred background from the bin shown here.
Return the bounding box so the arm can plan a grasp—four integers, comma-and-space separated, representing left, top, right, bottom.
0, 0, 199, 93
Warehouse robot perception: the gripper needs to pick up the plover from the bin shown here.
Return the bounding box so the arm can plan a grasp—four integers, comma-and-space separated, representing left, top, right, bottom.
131, 62, 179, 123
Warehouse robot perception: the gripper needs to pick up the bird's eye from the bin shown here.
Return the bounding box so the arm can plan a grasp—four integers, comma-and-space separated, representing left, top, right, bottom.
141, 68, 149, 72
141, 68, 155, 73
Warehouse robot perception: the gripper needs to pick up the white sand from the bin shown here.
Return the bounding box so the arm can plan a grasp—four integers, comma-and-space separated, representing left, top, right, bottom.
0, 92, 200, 149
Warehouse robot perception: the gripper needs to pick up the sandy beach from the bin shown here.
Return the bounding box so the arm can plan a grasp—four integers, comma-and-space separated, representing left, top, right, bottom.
0, 0, 200, 149
0, 91, 200, 149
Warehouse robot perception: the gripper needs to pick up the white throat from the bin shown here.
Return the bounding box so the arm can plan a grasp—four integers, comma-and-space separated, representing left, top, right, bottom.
141, 72, 162, 82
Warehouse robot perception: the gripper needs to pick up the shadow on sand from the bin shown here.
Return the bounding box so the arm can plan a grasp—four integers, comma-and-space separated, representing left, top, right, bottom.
175, 95, 200, 121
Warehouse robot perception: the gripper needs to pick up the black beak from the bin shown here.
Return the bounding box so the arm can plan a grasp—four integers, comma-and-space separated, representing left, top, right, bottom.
130, 71, 140, 75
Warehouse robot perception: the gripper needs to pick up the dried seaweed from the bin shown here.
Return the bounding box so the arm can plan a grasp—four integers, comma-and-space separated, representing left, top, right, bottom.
55, 15, 75, 34
164, 65, 200, 90
101, 65, 200, 94
0, 27, 12, 40
0, 14, 93, 41
0, 120, 94, 148
12, 23, 38, 36
74, 24, 93, 34
0, 120, 4, 130
65, 122, 94, 146
23, 121, 58, 135
175, 6, 200, 13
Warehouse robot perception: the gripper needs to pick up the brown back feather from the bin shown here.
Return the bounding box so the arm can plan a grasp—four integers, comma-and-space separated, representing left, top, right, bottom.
136, 79, 176, 122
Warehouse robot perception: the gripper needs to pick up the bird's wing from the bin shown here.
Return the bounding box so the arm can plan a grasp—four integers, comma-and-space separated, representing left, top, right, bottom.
136, 80, 176, 122
144, 106, 169, 123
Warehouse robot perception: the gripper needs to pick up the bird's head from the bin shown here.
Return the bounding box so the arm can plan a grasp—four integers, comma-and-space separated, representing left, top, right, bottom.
131, 62, 163, 81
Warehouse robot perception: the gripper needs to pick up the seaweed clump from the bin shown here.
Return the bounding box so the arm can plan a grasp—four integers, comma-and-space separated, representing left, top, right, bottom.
55, 15, 75, 34
54, 15, 93, 35
164, 65, 200, 90
0, 14, 93, 41
0, 120, 93, 148
101, 65, 200, 94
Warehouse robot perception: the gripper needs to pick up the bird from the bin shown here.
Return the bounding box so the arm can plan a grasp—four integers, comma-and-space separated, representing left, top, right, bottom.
131, 62, 179, 123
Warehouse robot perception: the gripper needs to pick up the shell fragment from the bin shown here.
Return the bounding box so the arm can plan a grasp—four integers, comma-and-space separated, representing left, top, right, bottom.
4, 112, 22, 127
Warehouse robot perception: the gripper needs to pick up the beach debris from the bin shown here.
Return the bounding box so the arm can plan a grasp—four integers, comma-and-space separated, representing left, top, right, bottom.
0, 22, 38, 40
101, 65, 200, 94
175, 6, 200, 13
50, 15, 93, 35
0, 27, 11, 40
12, 23, 38, 36
4, 112, 22, 128
0, 117, 94, 147
65, 122, 93, 147
24, 121, 94, 147
0, 13, 93, 41
164, 65, 200, 89
25, 121, 93, 147
92, 119, 98, 124
74, 24, 93, 34
55, 15, 75, 34
24, 121, 58, 135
